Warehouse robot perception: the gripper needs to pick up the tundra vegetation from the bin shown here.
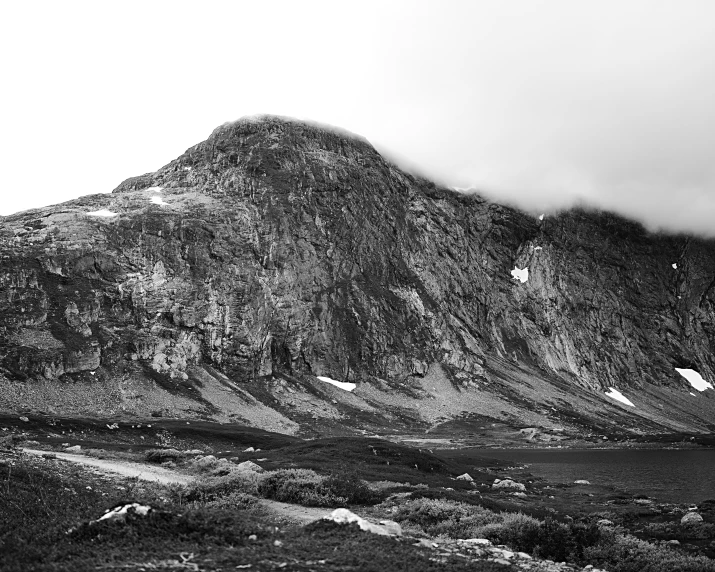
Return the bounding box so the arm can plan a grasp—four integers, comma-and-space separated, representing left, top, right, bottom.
2, 424, 715, 572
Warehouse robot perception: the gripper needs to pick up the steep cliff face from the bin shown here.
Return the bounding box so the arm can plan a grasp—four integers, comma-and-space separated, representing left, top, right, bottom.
1, 115, 713, 435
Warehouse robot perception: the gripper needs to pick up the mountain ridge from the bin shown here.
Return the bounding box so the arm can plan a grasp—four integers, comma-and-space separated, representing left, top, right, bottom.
1, 115, 713, 438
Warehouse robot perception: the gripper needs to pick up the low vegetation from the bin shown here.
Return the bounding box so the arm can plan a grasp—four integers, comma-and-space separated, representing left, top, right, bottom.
2, 422, 715, 572
388, 497, 715, 572
0, 455, 501, 572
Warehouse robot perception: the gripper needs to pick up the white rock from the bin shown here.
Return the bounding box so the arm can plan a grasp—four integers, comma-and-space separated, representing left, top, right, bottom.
516, 552, 532, 559
492, 479, 526, 492
65, 445, 82, 453
378, 520, 403, 536
324, 508, 402, 536
574, 479, 591, 485
456, 473, 474, 481
236, 460, 264, 473
243, 446, 255, 452
491, 548, 515, 559
96, 503, 152, 523
461, 538, 492, 545
681, 512, 703, 524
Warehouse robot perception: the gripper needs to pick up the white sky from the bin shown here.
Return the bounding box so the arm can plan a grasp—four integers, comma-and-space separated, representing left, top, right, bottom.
2, 1, 715, 235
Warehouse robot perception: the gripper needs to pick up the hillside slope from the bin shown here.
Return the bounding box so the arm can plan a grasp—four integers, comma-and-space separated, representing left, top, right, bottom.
1, 115, 713, 436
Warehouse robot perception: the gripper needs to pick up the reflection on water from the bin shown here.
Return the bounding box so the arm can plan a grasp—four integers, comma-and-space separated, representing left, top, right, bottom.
440, 448, 715, 504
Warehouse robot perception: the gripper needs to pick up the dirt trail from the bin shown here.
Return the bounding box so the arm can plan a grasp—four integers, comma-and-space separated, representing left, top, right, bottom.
21, 448, 335, 524
22, 448, 193, 485
260, 499, 334, 523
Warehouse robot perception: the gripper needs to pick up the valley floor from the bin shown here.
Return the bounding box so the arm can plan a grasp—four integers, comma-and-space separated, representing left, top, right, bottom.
2, 415, 715, 571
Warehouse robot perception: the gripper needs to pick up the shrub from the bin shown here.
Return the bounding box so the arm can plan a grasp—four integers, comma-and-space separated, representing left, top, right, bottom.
322, 469, 383, 505
393, 498, 473, 530
184, 471, 262, 503
584, 533, 715, 572
391, 498, 502, 537
193, 491, 261, 511
257, 469, 346, 507
144, 448, 186, 464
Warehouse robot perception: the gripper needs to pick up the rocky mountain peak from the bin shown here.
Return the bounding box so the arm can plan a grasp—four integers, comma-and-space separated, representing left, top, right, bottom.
112, 114, 384, 199
206, 114, 375, 154
2, 116, 715, 437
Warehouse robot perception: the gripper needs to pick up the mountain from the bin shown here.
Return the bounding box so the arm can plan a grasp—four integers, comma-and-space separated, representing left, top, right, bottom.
1, 115, 713, 438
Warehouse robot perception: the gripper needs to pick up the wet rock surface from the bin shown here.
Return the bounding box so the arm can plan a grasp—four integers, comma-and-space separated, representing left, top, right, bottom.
2, 115, 715, 435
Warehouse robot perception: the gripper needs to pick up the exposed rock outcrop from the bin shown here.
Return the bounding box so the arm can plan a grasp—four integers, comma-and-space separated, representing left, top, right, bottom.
1, 115, 714, 434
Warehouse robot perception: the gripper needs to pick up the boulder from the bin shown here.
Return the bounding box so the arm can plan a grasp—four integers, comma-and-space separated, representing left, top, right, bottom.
492, 479, 526, 492
236, 460, 264, 473
324, 508, 402, 536
681, 512, 704, 524
95, 503, 152, 524
65, 445, 82, 453
460, 538, 492, 546
456, 473, 473, 481
574, 479, 591, 485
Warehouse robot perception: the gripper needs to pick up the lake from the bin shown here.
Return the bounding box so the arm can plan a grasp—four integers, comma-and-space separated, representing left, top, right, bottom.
439, 448, 715, 505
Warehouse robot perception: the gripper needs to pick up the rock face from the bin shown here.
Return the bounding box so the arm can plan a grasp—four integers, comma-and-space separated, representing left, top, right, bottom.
1, 115, 715, 434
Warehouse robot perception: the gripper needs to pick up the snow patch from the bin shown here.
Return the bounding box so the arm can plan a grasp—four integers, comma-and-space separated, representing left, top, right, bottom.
675, 368, 713, 392
317, 376, 356, 392
86, 209, 118, 217
150, 195, 168, 206
672, 263, 678, 269
511, 267, 529, 283
145, 186, 163, 193
538, 214, 544, 221
690, 392, 696, 396
605, 387, 635, 407
534, 246, 543, 251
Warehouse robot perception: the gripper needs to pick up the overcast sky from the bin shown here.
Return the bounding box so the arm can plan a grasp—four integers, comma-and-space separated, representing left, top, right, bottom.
2, 1, 714, 235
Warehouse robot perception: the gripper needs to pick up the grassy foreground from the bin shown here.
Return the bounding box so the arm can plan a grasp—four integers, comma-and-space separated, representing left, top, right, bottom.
0, 453, 505, 572
2, 418, 715, 571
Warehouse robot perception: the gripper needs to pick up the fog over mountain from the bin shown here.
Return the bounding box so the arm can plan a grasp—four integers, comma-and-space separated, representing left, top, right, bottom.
2, 1, 714, 234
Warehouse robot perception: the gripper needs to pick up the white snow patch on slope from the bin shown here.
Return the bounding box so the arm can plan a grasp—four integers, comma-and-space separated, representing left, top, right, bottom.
511, 267, 529, 283
145, 186, 163, 193
86, 209, 118, 217
605, 387, 635, 407
317, 376, 356, 392
675, 368, 713, 391
672, 263, 678, 269
539, 214, 544, 221
150, 195, 168, 206
690, 392, 696, 396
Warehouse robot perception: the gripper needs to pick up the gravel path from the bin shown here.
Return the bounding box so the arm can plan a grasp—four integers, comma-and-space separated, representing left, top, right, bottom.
22, 448, 193, 485
21, 448, 331, 523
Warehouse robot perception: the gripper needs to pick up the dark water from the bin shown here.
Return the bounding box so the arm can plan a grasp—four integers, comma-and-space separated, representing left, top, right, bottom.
441, 448, 715, 504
